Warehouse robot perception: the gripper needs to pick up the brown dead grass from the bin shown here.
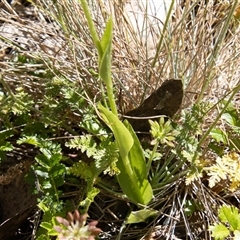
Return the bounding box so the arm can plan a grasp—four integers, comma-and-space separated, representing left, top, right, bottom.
1, 1, 239, 109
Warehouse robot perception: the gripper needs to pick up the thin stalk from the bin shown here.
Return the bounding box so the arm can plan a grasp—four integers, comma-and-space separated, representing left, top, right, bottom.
151, 0, 175, 70
0, 74, 15, 99
198, 83, 240, 149
146, 141, 159, 176
154, 169, 188, 189
79, 0, 117, 115
78, 0, 102, 55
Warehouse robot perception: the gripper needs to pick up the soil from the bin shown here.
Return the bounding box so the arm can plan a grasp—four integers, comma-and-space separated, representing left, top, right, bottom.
0, 155, 37, 239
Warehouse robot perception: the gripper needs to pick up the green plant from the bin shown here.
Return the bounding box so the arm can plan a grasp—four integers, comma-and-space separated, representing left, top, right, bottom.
210, 205, 240, 240
18, 136, 67, 238
0, 129, 13, 162
185, 101, 240, 192
79, 0, 153, 205
209, 101, 240, 155
67, 134, 119, 212
147, 117, 181, 188
1, 0, 240, 239
204, 152, 240, 192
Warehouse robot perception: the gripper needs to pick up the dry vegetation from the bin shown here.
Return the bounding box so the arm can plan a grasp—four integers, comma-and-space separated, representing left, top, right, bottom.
1, 1, 240, 108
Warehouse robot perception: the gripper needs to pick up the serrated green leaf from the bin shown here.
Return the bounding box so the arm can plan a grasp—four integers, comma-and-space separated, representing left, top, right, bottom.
40, 222, 53, 231
17, 136, 40, 146
219, 205, 238, 222
38, 202, 49, 212
35, 154, 51, 169
222, 113, 235, 125
69, 161, 95, 181
210, 128, 228, 144
40, 148, 52, 159
0, 141, 13, 151
209, 223, 230, 240
222, 111, 238, 126
48, 229, 58, 236
219, 206, 240, 230
43, 181, 52, 189
126, 209, 158, 224
50, 164, 66, 177
49, 153, 63, 167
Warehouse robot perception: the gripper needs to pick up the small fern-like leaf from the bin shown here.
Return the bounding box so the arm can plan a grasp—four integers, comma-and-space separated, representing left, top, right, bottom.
67, 135, 119, 178
69, 161, 95, 182
17, 135, 41, 146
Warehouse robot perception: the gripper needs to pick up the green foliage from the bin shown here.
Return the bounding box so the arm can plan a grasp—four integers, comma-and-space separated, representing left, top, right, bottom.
80, 0, 117, 115
149, 117, 179, 147
187, 102, 240, 191
67, 135, 119, 176
0, 129, 14, 162
146, 117, 180, 184
176, 103, 213, 186
203, 152, 240, 191
10, 87, 34, 115
209, 102, 240, 155
185, 101, 240, 192
126, 208, 158, 224
37, 200, 63, 238
99, 104, 153, 205
40, 76, 87, 127
0, 52, 89, 237
80, 0, 153, 205
19, 136, 67, 238
178, 103, 208, 161
1, 0, 240, 238
148, 111, 196, 189
210, 223, 230, 240
19, 137, 66, 195
210, 205, 240, 240
68, 134, 119, 211
1, 86, 34, 115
